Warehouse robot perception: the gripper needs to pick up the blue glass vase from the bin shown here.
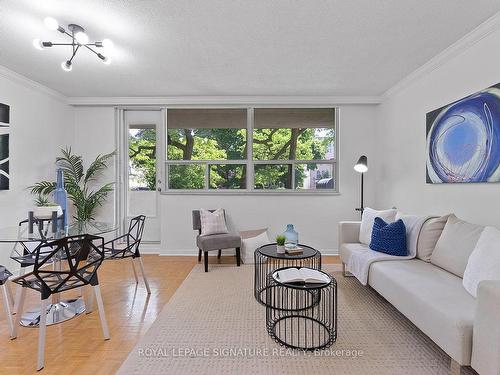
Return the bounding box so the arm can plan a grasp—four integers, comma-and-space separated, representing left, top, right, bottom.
283, 224, 299, 247
53, 168, 68, 231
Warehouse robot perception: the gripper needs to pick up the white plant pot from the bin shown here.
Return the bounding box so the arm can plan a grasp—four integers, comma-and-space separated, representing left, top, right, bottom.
277, 245, 286, 254
33, 206, 63, 220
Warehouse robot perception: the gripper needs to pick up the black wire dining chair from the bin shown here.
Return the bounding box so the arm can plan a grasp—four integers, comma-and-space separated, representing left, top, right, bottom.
10, 219, 56, 313
0, 266, 14, 338
101, 215, 150, 294
11, 234, 110, 371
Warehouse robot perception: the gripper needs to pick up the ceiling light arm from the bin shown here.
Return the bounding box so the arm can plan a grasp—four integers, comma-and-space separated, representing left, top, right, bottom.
33, 18, 113, 71
68, 45, 80, 64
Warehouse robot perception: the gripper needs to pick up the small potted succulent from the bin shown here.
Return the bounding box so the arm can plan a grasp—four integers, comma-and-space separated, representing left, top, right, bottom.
33, 194, 62, 220
276, 234, 286, 254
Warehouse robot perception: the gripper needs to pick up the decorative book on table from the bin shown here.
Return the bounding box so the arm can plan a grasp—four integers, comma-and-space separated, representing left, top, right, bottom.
273, 268, 330, 284
285, 244, 303, 254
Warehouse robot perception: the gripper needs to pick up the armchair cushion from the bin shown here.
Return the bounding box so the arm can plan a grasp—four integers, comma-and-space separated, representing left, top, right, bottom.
197, 233, 241, 252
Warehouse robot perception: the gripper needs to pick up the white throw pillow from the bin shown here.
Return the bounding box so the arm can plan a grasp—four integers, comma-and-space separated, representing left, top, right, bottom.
431, 214, 484, 277
199, 208, 228, 236
463, 226, 500, 298
359, 207, 397, 245
240, 231, 270, 264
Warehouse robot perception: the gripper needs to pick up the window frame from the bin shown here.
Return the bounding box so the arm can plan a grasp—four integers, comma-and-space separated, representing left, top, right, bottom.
163, 106, 339, 195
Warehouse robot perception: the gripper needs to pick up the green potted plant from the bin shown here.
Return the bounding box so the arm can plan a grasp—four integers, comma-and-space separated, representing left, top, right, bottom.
33, 194, 63, 220
276, 234, 286, 254
30, 147, 115, 223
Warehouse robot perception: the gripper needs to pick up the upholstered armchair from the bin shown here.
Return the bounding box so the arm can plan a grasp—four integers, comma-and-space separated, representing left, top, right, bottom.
192, 210, 241, 272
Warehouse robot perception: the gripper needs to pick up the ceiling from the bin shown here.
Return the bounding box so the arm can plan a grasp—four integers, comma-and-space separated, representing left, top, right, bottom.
1, 0, 499, 98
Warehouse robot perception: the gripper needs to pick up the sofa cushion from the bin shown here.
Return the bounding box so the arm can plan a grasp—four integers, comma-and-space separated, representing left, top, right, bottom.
416, 214, 450, 262
431, 214, 484, 277
369, 218, 407, 256
463, 226, 500, 298
339, 242, 370, 265
368, 259, 476, 365
359, 207, 397, 245
197, 233, 241, 251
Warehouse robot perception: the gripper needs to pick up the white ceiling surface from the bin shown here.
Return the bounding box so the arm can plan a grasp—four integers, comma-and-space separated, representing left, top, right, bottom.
1, 0, 500, 98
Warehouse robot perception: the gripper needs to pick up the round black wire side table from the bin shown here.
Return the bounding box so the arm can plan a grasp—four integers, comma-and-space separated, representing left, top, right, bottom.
254, 244, 321, 308
266, 267, 337, 351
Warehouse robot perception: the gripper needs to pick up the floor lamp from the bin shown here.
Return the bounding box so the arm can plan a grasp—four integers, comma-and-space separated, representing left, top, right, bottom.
354, 155, 368, 217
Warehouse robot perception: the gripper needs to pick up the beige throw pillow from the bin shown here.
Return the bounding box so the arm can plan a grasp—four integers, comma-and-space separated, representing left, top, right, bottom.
359, 207, 397, 245
416, 214, 451, 262
430, 214, 484, 277
199, 208, 228, 236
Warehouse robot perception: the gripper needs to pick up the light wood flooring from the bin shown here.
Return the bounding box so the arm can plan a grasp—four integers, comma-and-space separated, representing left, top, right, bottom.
0, 254, 340, 374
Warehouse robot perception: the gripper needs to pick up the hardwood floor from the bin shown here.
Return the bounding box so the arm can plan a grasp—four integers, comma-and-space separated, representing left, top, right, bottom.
0, 254, 340, 374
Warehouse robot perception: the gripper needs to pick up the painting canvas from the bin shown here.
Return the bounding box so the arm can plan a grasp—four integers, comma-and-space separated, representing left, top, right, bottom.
0, 103, 9, 190
426, 83, 500, 183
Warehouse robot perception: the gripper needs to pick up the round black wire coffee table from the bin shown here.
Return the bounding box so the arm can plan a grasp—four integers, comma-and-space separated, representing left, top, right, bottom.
266, 267, 337, 351
254, 243, 321, 308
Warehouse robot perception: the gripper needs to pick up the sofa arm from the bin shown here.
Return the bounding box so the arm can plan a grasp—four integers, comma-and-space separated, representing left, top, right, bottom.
338, 221, 361, 249
472, 280, 500, 375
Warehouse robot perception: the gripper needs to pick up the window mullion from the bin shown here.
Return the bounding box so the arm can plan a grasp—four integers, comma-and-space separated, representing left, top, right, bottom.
247, 107, 254, 191
205, 163, 209, 190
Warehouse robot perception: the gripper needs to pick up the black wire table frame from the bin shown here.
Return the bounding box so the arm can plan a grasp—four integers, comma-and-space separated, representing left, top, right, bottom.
254, 243, 321, 309
265, 267, 337, 351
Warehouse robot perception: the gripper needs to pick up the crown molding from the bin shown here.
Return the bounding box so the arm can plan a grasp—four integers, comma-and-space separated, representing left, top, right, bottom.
382, 11, 500, 100
67, 95, 382, 106
0, 65, 68, 104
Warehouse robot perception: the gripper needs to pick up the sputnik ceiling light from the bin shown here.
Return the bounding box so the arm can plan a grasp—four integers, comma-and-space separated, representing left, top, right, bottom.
33, 17, 113, 71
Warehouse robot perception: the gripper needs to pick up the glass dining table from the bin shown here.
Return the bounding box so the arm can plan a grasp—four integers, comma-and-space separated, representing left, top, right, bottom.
0, 221, 117, 327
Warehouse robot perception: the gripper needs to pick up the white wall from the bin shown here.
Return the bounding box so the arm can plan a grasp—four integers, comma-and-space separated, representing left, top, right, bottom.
376, 24, 500, 227
73, 105, 377, 255
163, 105, 377, 255
72, 107, 116, 224
0, 70, 73, 269
0, 72, 73, 227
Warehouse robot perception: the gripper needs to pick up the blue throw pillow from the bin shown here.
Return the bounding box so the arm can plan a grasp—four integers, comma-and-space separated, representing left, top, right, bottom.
369, 217, 408, 256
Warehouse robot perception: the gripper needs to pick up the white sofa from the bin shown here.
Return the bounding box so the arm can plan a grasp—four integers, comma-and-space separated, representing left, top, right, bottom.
339, 220, 500, 375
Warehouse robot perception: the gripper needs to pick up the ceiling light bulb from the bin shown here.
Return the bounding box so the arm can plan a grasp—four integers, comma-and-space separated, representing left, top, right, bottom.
101, 38, 114, 49
61, 60, 72, 72
44, 17, 59, 30
75, 31, 89, 45
33, 38, 44, 50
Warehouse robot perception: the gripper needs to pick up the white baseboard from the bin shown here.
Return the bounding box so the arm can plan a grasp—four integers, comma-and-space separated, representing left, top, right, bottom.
140, 247, 339, 257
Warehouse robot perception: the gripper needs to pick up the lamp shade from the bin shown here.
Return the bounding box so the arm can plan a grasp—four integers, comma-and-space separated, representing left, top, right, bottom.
354, 155, 368, 173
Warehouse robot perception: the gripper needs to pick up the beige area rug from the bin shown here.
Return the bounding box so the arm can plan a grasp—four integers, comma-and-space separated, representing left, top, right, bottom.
118, 264, 475, 375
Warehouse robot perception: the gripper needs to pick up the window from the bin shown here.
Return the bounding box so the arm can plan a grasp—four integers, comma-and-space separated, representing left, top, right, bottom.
129, 125, 156, 191
253, 108, 335, 191
165, 107, 336, 193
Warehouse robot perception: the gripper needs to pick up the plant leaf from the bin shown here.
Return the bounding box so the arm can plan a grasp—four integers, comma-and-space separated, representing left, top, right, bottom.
56, 147, 84, 184
29, 181, 57, 196
84, 151, 116, 185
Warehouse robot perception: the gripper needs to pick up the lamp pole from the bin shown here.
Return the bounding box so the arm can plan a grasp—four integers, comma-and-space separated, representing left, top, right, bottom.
354, 155, 367, 218
360, 172, 364, 212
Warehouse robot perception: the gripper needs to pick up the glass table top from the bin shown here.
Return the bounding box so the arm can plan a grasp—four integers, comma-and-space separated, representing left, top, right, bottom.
0, 221, 118, 242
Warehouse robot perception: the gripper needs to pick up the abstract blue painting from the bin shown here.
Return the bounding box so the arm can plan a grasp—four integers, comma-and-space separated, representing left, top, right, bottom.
426, 83, 500, 183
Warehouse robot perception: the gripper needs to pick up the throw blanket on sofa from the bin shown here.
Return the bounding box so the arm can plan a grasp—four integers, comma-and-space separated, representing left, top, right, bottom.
347, 214, 430, 285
